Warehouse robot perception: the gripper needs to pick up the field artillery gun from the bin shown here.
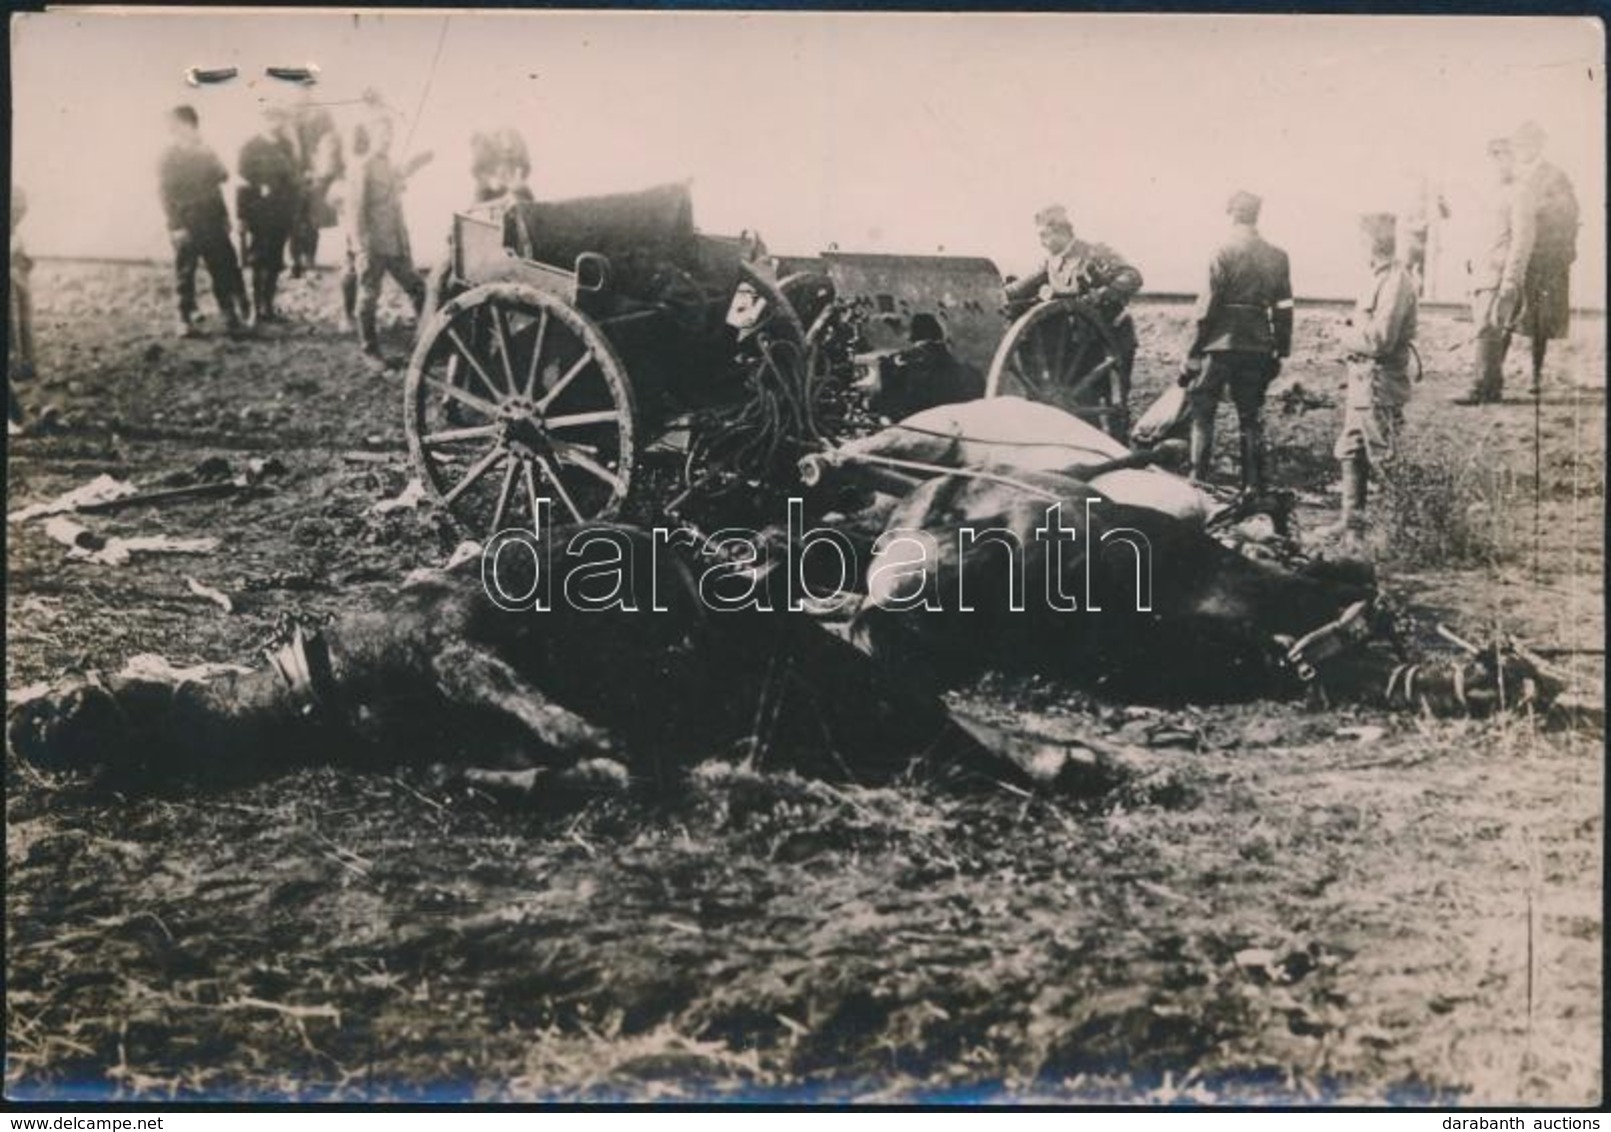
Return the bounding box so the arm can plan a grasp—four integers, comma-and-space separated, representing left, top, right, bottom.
405, 182, 810, 537
405, 183, 1141, 539
780, 250, 1134, 440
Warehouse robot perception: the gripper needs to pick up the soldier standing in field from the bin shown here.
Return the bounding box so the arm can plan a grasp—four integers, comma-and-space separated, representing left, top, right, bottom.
10, 184, 36, 435
287, 96, 344, 278
236, 106, 301, 325
1455, 136, 1534, 406
157, 105, 247, 338
347, 112, 432, 367
1509, 120, 1580, 393
1316, 213, 1418, 549
1177, 190, 1294, 493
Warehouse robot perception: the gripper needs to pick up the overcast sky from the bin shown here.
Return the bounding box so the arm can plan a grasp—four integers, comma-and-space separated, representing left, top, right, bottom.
10, 10, 1605, 302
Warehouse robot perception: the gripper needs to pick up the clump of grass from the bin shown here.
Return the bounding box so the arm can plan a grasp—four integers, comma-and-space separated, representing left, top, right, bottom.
1377, 429, 1520, 568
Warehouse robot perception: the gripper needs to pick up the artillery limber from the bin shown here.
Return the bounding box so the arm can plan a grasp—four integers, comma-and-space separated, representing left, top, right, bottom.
405, 182, 810, 537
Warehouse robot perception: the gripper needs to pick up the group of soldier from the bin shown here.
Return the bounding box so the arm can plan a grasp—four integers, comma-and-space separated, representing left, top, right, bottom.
7, 97, 544, 431
157, 100, 341, 338
149, 94, 536, 371
1462, 121, 1582, 405
155, 97, 421, 363
1013, 118, 1578, 548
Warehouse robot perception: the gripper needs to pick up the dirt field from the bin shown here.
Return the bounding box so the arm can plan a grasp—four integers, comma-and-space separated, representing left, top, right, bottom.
5, 261, 1603, 1103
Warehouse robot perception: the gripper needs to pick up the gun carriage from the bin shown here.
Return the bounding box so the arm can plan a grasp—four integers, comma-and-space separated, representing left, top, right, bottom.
404, 183, 809, 537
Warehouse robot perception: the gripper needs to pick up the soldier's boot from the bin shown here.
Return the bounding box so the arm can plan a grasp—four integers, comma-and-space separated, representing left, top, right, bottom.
1188, 414, 1216, 484
10, 379, 27, 434
230, 283, 253, 332
1530, 336, 1548, 396
1457, 332, 1508, 404
357, 309, 380, 354
246, 270, 267, 328
340, 275, 359, 334
357, 310, 389, 372
1238, 420, 1266, 497
1312, 454, 1368, 550
405, 277, 427, 321
261, 270, 280, 322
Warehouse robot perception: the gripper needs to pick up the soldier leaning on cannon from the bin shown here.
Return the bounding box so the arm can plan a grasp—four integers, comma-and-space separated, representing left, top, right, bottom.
1004, 204, 1143, 379
1177, 189, 1294, 493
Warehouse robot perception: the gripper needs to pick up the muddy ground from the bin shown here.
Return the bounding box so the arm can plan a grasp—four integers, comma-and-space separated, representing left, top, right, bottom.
5, 261, 1604, 1103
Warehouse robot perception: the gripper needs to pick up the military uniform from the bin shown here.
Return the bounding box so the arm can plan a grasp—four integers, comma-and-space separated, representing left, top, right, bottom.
1464, 144, 1534, 403
1337, 256, 1417, 465
158, 136, 245, 331
237, 131, 301, 321
1003, 232, 1143, 409
288, 105, 342, 275
1517, 156, 1579, 344
1181, 192, 1294, 490
1506, 122, 1581, 388
1006, 238, 1142, 314
10, 185, 34, 430
350, 149, 426, 355
1311, 213, 1420, 548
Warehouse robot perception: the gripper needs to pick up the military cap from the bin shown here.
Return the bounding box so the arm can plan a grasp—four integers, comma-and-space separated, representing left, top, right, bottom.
1226, 190, 1262, 223
1034, 204, 1072, 231
1359, 212, 1397, 255
1359, 212, 1396, 238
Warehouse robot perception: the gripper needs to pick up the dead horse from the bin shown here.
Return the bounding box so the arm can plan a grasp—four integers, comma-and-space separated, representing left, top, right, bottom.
849, 469, 1584, 717
6, 526, 1122, 800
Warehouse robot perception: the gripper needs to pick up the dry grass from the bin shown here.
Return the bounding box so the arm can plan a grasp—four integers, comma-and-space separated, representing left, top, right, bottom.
7, 709, 1598, 1103
1377, 430, 1520, 570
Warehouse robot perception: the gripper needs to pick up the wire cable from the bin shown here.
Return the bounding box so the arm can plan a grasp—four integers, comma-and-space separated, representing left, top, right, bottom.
402, 15, 452, 159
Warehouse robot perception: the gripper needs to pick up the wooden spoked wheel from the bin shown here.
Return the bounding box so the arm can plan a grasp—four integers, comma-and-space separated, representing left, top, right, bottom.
405, 282, 637, 537
985, 299, 1130, 439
